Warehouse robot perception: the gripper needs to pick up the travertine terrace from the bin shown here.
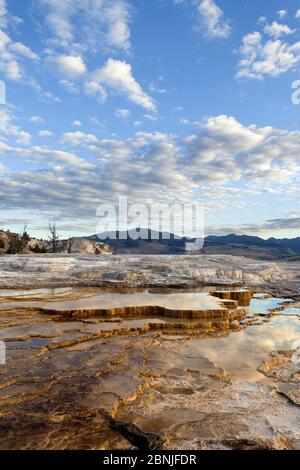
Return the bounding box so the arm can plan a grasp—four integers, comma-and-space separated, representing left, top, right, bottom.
0, 255, 300, 450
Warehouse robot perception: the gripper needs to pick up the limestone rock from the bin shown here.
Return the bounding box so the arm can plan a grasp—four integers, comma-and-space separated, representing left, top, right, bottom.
231, 320, 240, 329
54, 237, 111, 255
0, 230, 10, 254
68, 237, 110, 255
27, 239, 47, 253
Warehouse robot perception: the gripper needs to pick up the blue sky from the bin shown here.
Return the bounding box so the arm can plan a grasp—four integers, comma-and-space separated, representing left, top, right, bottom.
1, 0, 300, 239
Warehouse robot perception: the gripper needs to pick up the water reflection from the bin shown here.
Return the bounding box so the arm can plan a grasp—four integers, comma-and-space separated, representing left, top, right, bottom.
191, 316, 300, 381
1, 290, 226, 312
247, 297, 292, 315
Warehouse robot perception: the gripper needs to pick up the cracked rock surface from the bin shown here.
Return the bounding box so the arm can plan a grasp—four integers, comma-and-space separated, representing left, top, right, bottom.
0, 285, 300, 450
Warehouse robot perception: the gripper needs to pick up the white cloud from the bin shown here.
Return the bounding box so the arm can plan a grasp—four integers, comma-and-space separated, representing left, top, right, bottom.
30, 116, 44, 124
295, 9, 300, 19
0, 0, 7, 28
90, 58, 156, 111
9, 42, 39, 61
175, 0, 231, 40
278, 10, 287, 20
0, 109, 31, 145
183, 114, 300, 185
0, 0, 7, 16
263, 21, 295, 38
62, 131, 98, 145
115, 108, 131, 119
2, 114, 300, 221
39, 0, 132, 52
258, 16, 266, 24
31, 147, 94, 169
179, 118, 191, 125
144, 114, 158, 121
10, 145, 94, 169
0, 30, 22, 80
83, 80, 107, 103
0, 1, 38, 80
236, 31, 300, 80
0, 14, 39, 81
196, 0, 231, 39
72, 120, 82, 127
58, 79, 80, 94
45, 55, 87, 79
38, 130, 54, 137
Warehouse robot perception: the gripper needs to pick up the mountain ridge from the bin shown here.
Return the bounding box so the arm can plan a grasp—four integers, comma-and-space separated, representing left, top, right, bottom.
87, 230, 300, 259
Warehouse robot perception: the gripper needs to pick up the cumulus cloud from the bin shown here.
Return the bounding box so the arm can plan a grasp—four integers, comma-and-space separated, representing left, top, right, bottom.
0, 109, 31, 145
0, 0, 7, 28
22, 147, 94, 169
277, 10, 287, 20
115, 108, 131, 119
9, 42, 39, 61
61, 114, 300, 189
38, 130, 54, 137
88, 59, 156, 111
175, 0, 231, 40
263, 21, 295, 38
45, 55, 87, 79
0, 30, 22, 80
58, 80, 80, 94
39, 0, 132, 53
197, 0, 231, 39
30, 116, 44, 124
0, 7, 39, 81
0, 110, 93, 168
62, 131, 98, 145
83, 80, 107, 103
2, 112, 300, 226
236, 30, 300, 80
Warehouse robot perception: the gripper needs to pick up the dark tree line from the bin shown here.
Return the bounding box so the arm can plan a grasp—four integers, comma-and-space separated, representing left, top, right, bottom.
2, 221, 60, 254
7, 225, 30, 254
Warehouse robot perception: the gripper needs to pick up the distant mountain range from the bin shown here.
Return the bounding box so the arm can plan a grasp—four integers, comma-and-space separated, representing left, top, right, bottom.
87, 230, 300, 260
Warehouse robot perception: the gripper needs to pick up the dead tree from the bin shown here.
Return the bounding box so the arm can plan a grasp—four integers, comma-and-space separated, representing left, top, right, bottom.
8, 225, 30, 254
48, 222, 59, 253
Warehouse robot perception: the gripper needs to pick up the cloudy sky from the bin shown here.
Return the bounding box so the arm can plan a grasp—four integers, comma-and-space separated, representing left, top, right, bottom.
1, 0, 300, 239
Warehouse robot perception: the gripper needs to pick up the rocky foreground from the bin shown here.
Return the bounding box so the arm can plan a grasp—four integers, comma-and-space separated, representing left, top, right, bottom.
0, 255, 300, 450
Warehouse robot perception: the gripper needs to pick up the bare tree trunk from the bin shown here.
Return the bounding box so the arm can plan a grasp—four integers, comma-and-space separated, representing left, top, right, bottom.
48, 222, 59, 253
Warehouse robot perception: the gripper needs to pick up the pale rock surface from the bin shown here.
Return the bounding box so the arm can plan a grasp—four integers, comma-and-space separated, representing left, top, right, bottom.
0, 254, 299, 293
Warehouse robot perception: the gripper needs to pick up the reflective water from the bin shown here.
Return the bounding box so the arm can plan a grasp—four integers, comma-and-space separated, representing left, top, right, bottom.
0, 288, 74, 299
1, 288, 300, 387
276, 307, 300, 316
247, 297, 292, 315
0, 289, 227, 312
191, 316, 300, 381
